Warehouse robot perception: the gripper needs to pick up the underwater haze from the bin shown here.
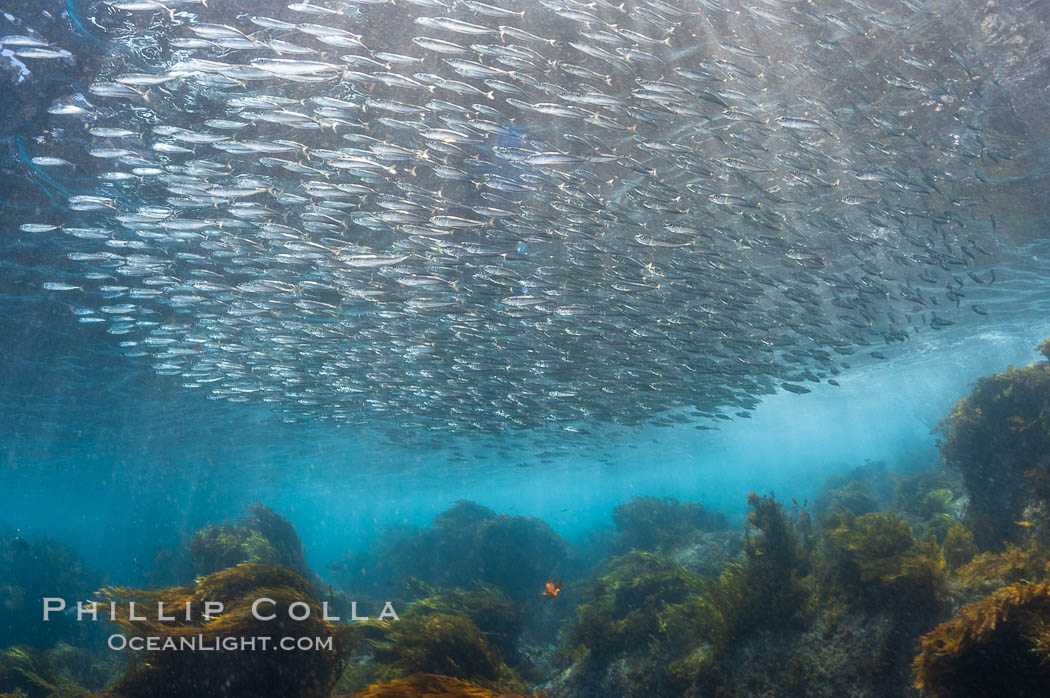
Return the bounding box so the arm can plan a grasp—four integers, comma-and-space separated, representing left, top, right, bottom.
2, 0, 1050, 695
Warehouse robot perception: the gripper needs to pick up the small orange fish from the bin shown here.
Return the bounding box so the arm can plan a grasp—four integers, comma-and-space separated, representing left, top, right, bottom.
542, 579, 562, 598
1015, 520, 1036, 528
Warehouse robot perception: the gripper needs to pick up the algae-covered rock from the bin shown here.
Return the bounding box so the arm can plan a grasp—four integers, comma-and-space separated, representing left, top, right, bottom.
189, 503, 310, 577
330, 501, 568, 606
671, 530, 745, 578
715, 607, 923, 698
893, 471, 964, 522
190, 525, 277, 575
557, 551, 706, 664
936, 339, 1050, 548
887, 470, 970, 550
612, 497, 727, 554
39, 643, 112, 693
336, 584, 533, 696
548, 550, 719, 696
0, 642, 109, 698
819, 480, 880, 517
820, 511, 945, 614
371, 614, 508, 685
0, 534, 102, 650
941, 523, 978, 571
551, 494, 810, 697
404, 588, 528, 677
682, 503, 941, 698
184, 504, 352, 619
813, 462, 895, 518
342, 610, 529, 696
101, 563, 351, 698
913, 582, 1050, 697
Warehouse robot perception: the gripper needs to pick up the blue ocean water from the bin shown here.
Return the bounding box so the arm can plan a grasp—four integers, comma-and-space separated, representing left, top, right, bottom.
3, 275, 1048, 582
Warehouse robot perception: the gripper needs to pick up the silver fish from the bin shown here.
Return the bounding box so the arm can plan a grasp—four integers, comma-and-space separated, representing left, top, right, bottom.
17, 0, 1021, 439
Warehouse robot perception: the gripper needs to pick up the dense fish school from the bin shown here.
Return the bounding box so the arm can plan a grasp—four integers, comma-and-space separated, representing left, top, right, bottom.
8, 0, 1022, 438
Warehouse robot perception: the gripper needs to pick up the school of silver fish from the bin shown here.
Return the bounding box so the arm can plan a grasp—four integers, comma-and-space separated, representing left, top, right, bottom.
7, 0, 1026, 438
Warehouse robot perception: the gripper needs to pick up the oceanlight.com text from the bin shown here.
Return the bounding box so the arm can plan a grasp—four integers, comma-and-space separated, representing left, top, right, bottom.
107, 634, 335, 652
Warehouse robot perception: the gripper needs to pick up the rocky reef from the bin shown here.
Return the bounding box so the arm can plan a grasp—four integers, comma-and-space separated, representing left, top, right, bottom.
0, 533, 103, 652
541, 457, 1012, 697
538, 339, 1050, 697
544, 493, 808, 696
101, 563, 351, 698
611, 496, 728, 554
329, 501, 570, 607
0, 642, 113, 697
5, 339, 1050, 697
936, 338, 1050, 548
336, 585, 533, 696
187, 504, 320, 583
914, 582, 1050, 697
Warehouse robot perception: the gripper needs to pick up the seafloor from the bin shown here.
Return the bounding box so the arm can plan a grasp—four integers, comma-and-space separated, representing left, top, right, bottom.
4, 341, 1050, 697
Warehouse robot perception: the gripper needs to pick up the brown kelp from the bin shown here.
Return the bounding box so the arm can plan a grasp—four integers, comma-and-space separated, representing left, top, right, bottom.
100, 563, 351, 698
342, 673, 532, 697
0, 643, 107, 698
820, 511, 946, 614
950, 543, 1050, 602
338, 601, 529, 697
913, 582, 1050, 697
186, 504, 356, 621
190, 504, 312, 578
402, 588, 531, 680
941, 523, 978, 571
701, 493, 950, 697
372, 614, 526, 691
551, 493, 809, 696
556, 551, 706, 663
